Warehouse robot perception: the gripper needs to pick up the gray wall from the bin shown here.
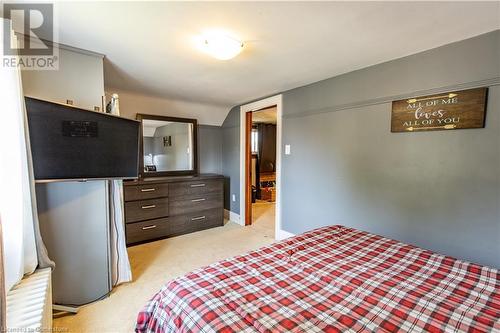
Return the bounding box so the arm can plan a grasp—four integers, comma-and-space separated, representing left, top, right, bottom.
221, 109, 241, 212
198, 125, 223, 174
221, 30, 500, 268
153, 122, 193, 171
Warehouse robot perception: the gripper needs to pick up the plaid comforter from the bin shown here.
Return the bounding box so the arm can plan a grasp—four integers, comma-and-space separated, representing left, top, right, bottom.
136, 225, 500, 332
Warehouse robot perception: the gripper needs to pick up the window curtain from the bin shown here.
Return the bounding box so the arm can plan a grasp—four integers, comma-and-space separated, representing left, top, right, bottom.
106, 97, 133, 286
0, 20, 54, 294
0, 218, 6, 331
109, 180, 132, 286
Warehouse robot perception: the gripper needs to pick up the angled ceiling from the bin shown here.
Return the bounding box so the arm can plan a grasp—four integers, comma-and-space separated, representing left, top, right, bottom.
142, 119, 173, 137
54, 1, 500, 109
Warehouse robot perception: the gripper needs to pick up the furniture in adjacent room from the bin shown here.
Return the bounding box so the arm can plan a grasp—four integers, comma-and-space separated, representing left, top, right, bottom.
251, 122, 276, 202
259, 172, 276, 202
125, 114, 224, 246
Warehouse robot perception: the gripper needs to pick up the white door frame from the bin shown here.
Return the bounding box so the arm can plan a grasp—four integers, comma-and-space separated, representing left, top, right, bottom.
240, 94, 291, 240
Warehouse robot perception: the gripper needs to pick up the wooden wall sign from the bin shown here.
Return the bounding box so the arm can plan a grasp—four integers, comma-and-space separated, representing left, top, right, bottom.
391, 87, 488, 132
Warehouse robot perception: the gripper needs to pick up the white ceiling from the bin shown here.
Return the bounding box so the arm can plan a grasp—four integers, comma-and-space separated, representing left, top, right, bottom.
55, 1, 500, 108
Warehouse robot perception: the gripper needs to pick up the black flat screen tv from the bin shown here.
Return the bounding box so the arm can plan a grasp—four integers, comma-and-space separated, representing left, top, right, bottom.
26, 97, 140, 181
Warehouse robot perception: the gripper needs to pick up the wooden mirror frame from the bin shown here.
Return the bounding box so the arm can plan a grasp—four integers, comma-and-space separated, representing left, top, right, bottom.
136, 114, 198, 178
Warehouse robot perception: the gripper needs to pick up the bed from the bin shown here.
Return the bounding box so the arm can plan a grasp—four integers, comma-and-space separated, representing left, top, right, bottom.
136, 225, 499, 332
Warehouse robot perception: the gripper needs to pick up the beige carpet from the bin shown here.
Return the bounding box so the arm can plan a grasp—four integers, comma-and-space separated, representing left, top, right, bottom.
54, 203, 275, 333
251, 200, 275, 234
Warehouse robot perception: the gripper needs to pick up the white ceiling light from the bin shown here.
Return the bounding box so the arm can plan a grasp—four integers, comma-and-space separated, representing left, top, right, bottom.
195, 30, 244, 60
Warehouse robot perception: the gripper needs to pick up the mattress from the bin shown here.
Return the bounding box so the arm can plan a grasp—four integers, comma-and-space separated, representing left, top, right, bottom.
136, 225, 499, 332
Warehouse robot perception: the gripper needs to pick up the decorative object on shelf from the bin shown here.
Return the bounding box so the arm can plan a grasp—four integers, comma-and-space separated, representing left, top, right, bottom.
106, 93, 120, 116
391, 87, 487, 132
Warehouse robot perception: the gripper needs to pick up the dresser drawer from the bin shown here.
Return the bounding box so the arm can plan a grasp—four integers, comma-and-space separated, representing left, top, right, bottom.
169, 179, 223, 197
125, 197, 169, 223
126, 218, 169, 245
169, 208, 223, 236
169, 192, 222, 216
124, 183, 169, 201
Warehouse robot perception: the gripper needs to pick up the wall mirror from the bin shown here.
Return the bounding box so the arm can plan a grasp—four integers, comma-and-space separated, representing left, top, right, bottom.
136, 114, 198, 177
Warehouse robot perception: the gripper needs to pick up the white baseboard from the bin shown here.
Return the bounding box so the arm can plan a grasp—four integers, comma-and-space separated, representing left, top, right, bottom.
276, 229, 295, 240
224, 209, 242, 226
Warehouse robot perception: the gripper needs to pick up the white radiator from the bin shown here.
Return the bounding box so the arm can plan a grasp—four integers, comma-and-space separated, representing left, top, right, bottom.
6, 268, 52, 331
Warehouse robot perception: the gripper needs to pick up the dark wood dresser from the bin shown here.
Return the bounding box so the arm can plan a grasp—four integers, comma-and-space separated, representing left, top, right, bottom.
123, 174, 224, 246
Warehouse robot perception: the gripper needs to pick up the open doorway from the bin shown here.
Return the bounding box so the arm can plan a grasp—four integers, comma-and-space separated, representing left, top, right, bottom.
240, 95, 285, 240
249, 107, 277, 235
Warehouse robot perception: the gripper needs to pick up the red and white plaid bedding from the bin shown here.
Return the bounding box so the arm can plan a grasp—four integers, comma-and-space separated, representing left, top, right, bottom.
136, 225, 500, 332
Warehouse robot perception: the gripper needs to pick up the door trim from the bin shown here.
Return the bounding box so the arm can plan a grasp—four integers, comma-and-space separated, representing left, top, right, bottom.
240, 94, 286, 239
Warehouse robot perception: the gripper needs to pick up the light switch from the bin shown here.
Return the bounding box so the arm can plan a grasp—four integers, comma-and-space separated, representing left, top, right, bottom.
285, 144, 291, 155
232, 194, 236, 202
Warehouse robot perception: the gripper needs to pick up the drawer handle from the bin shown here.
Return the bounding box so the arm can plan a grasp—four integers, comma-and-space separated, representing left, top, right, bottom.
142, 225, 157, 230
141, 205, 156, 209
190, 184, 206, 188
141, 188, 156, 192
191, 216, 206, 221
191, 198, 206, 202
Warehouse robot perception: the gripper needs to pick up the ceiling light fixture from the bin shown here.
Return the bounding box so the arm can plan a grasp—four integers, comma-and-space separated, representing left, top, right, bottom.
195, 30, 244, 60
